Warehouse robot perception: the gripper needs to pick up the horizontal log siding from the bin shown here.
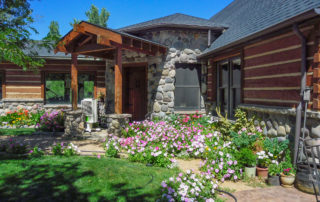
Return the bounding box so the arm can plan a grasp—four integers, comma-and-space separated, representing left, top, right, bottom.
0, 59, 106, 99
243, 25, 314, 107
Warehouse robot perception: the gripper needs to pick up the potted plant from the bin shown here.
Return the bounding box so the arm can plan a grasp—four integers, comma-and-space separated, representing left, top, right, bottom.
279, 159, 296, 187
268, 163, 280, 186
98, 92, 105, 102
236, 148, 257, 178
256, 150, 271, 178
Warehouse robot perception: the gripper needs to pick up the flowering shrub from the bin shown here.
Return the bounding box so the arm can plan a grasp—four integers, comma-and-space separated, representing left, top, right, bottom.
51, 142, 80, 156
4, 138, 27, 154
256, 150, 272, 168
105, 137, 120, 157
0, 108, 44, 127
160, 170, 218, 201
29, 146, 44, 157
37, 110, 64, 132
106, 119, 221, 168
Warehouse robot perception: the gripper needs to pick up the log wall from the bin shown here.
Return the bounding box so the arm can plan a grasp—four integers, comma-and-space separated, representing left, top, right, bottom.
0, 58, 106, 101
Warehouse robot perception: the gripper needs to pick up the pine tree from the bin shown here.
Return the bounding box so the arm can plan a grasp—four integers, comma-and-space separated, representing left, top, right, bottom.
71, 4, 110, 28
42, 21, 61, 51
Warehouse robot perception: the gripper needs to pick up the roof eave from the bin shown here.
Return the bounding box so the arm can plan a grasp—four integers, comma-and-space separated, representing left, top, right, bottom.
198, 9, 318, 59
120, 24, 227, 33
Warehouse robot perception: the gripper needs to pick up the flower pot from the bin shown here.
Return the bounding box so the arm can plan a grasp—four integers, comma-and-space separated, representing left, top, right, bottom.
256, 166, 269, 178
245, 166, 256, 178
268, 175, 280, 186
280, 174, 295, 187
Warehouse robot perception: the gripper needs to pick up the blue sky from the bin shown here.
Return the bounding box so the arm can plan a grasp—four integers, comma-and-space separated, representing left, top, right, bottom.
30, 0, 233, 39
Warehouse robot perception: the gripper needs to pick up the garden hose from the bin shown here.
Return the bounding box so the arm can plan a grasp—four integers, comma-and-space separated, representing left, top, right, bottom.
216, 188, 237, 202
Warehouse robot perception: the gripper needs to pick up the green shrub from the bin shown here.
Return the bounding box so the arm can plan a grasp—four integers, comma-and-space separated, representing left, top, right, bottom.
235, 148, 256, 167
29, 146, 44, 158
230, 131, 259, 150
268, 163, 281, 176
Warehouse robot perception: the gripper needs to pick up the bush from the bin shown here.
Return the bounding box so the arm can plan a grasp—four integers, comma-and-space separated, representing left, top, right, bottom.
230, 131, 260, 150
160, 170, 218, 201
5, 139, 27, 154
38, 110, 64, 132
235, 148, 256, 168
268, 163, 281, 176
51, 142, 79, 156
29, 146, 44, 158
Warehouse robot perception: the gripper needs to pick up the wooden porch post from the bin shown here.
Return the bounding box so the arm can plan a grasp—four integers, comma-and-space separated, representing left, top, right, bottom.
71, 53, 78, 110
114, 47, 122, 114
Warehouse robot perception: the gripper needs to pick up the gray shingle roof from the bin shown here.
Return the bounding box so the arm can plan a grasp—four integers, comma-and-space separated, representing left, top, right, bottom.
119, 13, 227, 33
200, 0, 320, 57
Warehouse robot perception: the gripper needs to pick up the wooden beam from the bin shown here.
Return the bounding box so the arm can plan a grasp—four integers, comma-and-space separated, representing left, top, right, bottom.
71, 54, 78, 110
74, 43, 113, 54
78, 35, 93, 47
114, 47, 122, 114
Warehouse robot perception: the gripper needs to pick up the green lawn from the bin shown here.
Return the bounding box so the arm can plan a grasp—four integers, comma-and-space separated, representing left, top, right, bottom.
0, 128, 36, 136
0, 156, 179, 201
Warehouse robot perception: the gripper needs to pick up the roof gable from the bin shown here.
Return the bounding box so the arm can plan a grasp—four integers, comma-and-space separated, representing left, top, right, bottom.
201, 0, 320, 57
119, 13, 226, 33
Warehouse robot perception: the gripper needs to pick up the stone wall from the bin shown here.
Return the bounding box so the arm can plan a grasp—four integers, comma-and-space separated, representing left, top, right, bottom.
239, 104, 320, 145
64, 110, 84, 137
0, 99, 44, 116
102, 114, 132, 136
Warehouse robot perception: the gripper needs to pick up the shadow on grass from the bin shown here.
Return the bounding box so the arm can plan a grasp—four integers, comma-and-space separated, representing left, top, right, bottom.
0, 157, 160, 202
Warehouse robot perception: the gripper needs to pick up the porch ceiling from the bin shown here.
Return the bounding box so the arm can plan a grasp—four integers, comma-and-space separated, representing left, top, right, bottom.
55, 21, 167, 59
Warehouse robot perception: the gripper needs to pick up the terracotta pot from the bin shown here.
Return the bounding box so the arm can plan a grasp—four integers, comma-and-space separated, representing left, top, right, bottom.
268, 175, 280, 186
280, 173, 295, 187
256, 166, 269, 178
245, 166, 256, 178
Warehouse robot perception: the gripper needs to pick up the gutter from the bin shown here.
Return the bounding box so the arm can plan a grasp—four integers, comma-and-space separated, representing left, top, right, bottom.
292, 23, 307, 165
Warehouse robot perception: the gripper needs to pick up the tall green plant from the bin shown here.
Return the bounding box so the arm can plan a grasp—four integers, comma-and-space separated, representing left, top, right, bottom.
232, 108, 256, 133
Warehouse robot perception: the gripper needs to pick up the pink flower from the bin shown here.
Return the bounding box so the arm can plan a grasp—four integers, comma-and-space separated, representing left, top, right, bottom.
97, 155, 101, 159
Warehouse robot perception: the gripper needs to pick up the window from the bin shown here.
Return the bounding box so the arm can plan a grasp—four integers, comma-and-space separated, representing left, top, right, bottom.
174, 63, 201, 111
0, 73, 3, 101
45, 73, 71, 104
45, 73, 95, 104
78, 74, 94, 102
217, 58, 241, 117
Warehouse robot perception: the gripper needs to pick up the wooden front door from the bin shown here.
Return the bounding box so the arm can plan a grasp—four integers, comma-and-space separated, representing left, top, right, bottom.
124, 66, 147, 121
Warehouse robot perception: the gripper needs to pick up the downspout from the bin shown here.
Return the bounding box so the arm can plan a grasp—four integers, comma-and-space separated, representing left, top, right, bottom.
293, 23, 307, 165
208, 29, 212, 47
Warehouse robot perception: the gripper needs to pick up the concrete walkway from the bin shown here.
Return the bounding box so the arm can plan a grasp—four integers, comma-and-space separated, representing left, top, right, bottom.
224, 186, 315, 202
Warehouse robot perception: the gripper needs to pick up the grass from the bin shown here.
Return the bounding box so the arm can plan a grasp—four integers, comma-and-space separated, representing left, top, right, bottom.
0, 128, 36, 136
0, 156, 179, 201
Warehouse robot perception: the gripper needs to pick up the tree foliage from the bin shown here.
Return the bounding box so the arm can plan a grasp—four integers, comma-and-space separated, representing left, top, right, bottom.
71, 4, 110, 27
42, 21, 61, 51
0, 0, 45, 70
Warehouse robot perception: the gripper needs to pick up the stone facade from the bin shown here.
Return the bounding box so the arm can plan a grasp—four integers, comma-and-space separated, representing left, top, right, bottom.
104, 28, 217, 118
64, 110, 84, 137
102, 114, 132, 136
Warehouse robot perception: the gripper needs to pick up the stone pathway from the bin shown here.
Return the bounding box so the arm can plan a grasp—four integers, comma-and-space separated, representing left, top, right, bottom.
223, 186, 315, 202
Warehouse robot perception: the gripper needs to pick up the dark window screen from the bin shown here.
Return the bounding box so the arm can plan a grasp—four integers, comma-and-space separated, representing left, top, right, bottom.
0, 74, 2, 100
174, 63, 201, 110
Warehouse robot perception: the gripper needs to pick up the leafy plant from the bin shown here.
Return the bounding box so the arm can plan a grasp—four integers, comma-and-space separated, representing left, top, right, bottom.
263, 138, 288, 162
105, 139, 119, 158
235, 148, 256, 167
29, 146, 44, 158
279, 149, 295, 176
52, 142, 79, 156
232, 108, 257, 133
215, 107, 232, 139
5, 139, 27, 154
230, 131, 259, 150
268, 163, 281, 176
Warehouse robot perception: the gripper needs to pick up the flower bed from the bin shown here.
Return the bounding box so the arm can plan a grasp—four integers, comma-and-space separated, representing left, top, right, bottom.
0, 107, 64, 133
104, 109, 293, 201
